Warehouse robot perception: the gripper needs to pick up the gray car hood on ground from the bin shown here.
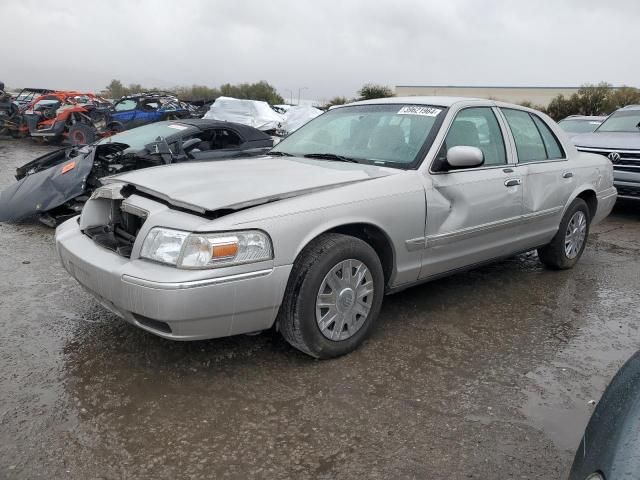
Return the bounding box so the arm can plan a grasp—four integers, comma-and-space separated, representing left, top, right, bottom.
105, 156, 396, 213
572, 131, 640, 150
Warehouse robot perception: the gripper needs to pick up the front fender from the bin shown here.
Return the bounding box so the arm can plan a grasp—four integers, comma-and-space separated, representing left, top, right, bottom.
262, 189, 426, 287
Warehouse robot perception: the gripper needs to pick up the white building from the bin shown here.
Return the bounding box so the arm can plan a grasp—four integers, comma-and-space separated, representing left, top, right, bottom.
395, 85, 586, 107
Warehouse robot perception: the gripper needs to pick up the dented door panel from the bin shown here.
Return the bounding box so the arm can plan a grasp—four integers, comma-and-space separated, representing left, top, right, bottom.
420, 167, 526, 278
519, 161, 573, 244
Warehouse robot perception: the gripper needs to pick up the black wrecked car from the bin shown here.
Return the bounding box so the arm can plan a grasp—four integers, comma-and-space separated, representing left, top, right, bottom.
0, 119, 273, 226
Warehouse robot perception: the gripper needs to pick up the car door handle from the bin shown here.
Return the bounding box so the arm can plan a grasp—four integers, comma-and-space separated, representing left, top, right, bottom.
504, 178, 522, 187
562, 172, 574, 179
503, 168, 514, 173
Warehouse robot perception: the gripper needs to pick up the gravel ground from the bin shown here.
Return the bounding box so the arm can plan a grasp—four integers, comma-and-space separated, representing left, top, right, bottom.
0, 137, 639, 479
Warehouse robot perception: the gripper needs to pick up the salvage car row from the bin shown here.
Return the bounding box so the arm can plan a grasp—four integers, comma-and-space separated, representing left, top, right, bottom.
0, 83, 322, 144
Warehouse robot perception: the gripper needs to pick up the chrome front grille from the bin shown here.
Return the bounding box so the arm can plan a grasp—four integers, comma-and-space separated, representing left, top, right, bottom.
577, 147, 640, 170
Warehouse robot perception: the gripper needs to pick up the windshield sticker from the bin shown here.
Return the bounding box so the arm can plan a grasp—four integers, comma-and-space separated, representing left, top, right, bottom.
397, 106, 442, 117
167, 124, 188, 130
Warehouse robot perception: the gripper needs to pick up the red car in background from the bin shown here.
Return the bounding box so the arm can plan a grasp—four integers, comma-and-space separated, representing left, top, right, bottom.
16, 91, 112, 144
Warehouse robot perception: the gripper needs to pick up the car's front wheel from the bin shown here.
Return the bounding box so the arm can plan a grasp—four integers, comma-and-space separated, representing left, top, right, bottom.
278, 233, 384, 359
538, 198, 591, 270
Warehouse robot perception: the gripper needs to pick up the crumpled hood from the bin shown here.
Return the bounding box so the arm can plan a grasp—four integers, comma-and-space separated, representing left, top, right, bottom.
105, 156, 396, 213
572, 132, 640, 150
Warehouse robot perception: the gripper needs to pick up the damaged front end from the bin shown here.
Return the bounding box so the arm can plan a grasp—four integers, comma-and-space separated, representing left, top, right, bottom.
80, 184, 147, 258
0, 141, 166, 226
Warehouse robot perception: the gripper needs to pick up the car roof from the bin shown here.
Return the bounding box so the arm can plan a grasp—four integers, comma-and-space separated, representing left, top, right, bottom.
620, 104, 640, 111
18, 88, 53, 94
560, 115, 607, 121
340, 96, 544, 111
172, 118, 272, 142
347, 96, 484, 108
120, 91, 179, 100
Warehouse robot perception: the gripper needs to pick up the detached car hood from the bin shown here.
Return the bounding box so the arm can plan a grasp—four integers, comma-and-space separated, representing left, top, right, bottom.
106, 156, 396, 213
572, 132, 640, 150
0, 148, 96, 223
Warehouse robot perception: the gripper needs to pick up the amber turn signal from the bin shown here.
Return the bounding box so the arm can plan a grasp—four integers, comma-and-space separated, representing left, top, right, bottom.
211, 243, 239, 259
61, 161, 76, 174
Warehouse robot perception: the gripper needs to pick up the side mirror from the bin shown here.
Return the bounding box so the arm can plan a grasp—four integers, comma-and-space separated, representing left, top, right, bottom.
446, 146, 484, 169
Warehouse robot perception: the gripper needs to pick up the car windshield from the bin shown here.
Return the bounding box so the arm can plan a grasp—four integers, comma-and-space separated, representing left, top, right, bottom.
270, 104, 445, 168
596, 110, 640, 133
96, 122, 192, 152
558, 119, 602, 134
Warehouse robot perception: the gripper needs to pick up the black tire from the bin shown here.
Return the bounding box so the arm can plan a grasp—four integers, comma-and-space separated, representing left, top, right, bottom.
278, 233, 385, 359
67, 123, 97, 146
538, 198, 591, 270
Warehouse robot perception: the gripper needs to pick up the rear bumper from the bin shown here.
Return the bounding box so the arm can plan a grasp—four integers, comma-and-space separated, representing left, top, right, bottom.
55, 218, 292, 340
593, 187, 617, 225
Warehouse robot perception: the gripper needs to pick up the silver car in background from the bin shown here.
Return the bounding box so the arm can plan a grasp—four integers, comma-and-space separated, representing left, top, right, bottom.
56, 97, 616, 358
572, 105, 640, 201
558, 115, 607, 137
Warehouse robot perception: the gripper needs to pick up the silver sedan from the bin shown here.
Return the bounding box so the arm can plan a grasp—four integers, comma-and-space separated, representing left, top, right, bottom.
56, 97, 617, 358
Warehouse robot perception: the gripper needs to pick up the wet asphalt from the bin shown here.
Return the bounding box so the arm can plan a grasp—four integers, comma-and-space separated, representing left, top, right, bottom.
0, 137, 639, 480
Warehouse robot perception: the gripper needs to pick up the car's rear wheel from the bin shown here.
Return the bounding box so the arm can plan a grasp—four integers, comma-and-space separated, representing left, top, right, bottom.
538, 198, 590, 270
67, 123, 96, 146
278, 233, 384, 359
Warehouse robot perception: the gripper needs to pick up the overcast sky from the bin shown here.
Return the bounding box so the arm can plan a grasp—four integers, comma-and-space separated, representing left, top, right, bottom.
1, 0, 638, 101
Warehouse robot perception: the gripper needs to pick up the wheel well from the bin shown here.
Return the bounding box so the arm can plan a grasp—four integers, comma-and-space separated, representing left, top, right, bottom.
577, 190, 597, 219
324, 223, 395, 285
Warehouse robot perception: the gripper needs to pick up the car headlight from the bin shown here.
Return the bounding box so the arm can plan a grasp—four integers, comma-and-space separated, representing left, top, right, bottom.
140, 228, 273, 269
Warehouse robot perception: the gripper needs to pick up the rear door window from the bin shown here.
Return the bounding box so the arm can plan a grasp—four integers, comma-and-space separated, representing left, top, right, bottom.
532, 115, 564, 159
501, 109, 547, 163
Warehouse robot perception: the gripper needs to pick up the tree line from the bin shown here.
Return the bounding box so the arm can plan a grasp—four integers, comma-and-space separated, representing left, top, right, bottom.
541, 83, 640, 120
102, 80, 396, 107
103, 79, 285, 105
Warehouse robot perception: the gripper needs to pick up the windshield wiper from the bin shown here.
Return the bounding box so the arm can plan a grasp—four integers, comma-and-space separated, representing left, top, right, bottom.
303, 153, 360, 163
269, 151, 294, 157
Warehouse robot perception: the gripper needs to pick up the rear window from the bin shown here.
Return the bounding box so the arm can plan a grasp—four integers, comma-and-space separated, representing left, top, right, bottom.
558, 118, 602, 134
502, 109, 565, 163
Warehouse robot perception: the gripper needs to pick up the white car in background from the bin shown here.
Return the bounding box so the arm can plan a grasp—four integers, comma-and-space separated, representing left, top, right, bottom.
203, 96, 284, 133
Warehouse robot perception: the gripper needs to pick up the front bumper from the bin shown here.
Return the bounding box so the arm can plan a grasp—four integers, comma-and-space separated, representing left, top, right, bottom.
55, 218, 292, 340
614, 169, 640, 200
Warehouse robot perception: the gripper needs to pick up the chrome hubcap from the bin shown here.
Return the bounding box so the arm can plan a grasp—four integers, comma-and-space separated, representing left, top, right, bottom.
564, 211, 587, 259
315, 259, 374, 341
